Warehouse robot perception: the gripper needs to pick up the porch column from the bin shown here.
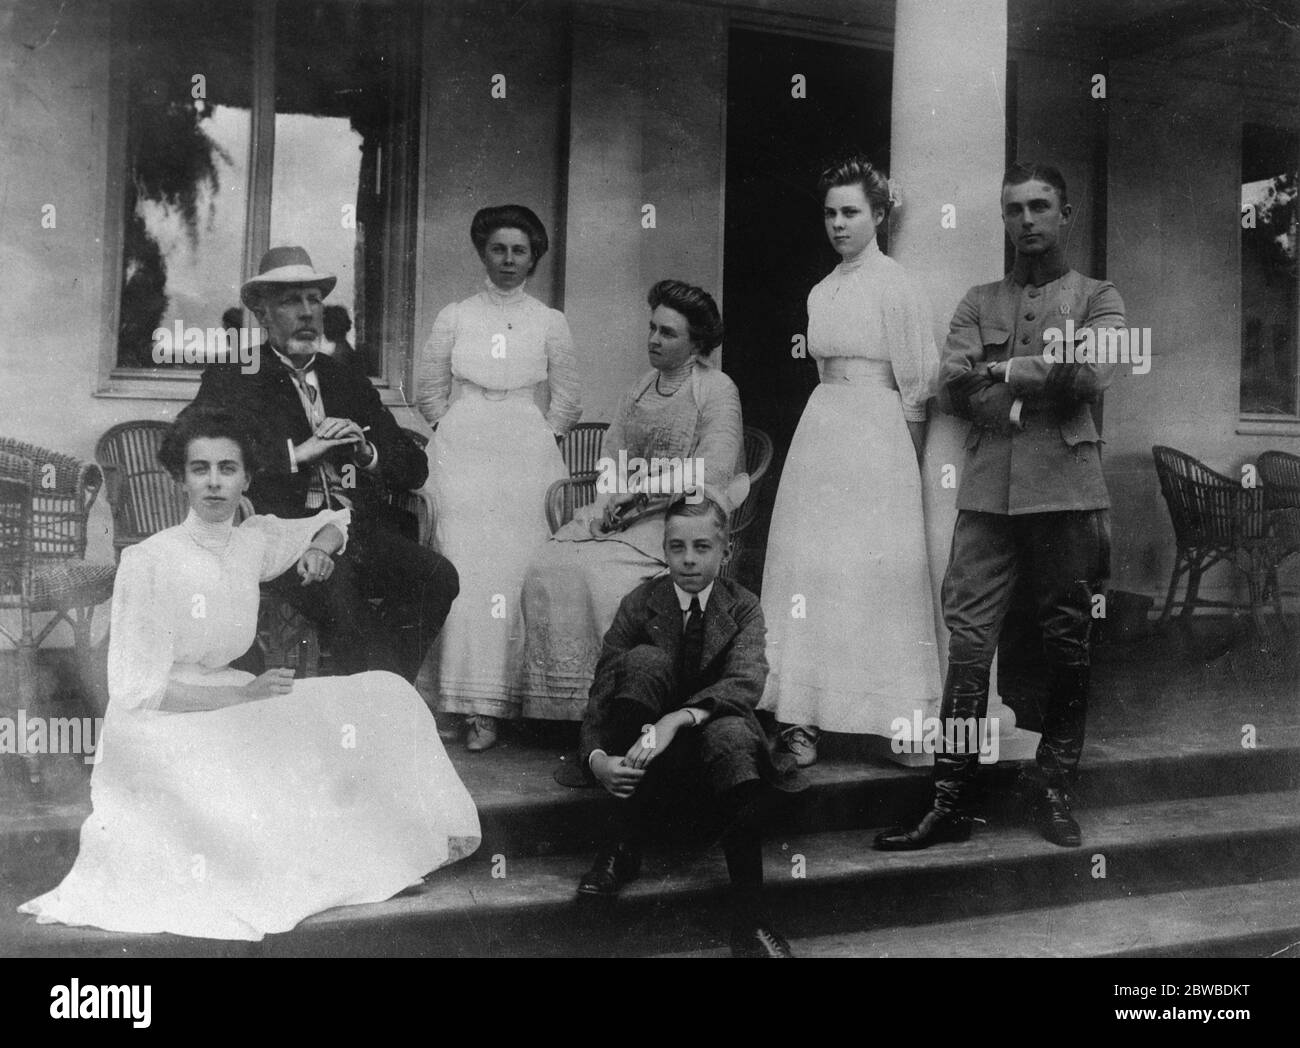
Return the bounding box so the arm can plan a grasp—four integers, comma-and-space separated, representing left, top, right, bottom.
889, 0, 1039, 759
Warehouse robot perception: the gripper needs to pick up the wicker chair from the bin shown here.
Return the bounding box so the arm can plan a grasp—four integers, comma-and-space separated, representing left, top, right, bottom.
0, 441, 116, 782
543, 426, 776, 586
718, 426, 775, 586
561, 422, 609, 477
95, 419, 189, 556
1151, 445, 1285, 640
1258, 449, 1300, 591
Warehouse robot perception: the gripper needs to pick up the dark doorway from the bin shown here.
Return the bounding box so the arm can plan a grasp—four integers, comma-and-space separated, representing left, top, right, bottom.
721, 28, 892, 586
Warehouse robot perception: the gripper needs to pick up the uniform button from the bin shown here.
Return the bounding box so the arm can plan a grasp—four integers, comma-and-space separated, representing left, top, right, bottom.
1025, 312, 1036, 321
1028, 287, 1040, 298
1020, 334, 1030, 345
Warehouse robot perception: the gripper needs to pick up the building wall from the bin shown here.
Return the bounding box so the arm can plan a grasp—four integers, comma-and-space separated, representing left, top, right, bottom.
1105, 62, 1300, 603
560, 1, 727, 422
0, 0, 118, 579
2, 0, 1296, 639
414, 0, 571, 423
1011, 50, 1102, 284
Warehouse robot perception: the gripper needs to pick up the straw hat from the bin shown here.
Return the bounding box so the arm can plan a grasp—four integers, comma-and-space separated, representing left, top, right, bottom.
240, 246, 337, 309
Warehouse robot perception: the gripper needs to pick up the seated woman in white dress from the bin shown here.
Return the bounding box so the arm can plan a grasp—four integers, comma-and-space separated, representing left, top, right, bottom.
19, 405, 480, 941
759, 156, 942, 768
514, 280, 745, 722
415, 204, 581, 753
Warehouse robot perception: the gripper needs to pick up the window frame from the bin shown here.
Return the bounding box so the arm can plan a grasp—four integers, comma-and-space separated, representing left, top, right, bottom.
95, 0, 422, 404
1237, 117, 1300, 434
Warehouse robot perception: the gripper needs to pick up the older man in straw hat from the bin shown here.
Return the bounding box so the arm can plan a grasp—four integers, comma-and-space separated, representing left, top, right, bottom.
192, 246, 459, 683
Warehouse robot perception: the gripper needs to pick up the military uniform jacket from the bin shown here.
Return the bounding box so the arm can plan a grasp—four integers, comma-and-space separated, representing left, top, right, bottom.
941, 269, 1126, 515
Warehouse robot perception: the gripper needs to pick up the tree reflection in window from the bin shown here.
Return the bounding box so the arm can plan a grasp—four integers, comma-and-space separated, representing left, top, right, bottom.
113, 0, 420, 381
116, 1, 252, 370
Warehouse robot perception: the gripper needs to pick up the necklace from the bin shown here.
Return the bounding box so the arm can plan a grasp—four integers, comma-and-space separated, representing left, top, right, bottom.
485, 281, 523, 331
653, 359, 695, 397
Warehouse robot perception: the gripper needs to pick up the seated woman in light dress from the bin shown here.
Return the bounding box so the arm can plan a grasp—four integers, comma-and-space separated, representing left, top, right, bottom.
514, 280, 745, 723
19, 405, 480, 941
415, 204, 581, 753
759, 156, 942, 768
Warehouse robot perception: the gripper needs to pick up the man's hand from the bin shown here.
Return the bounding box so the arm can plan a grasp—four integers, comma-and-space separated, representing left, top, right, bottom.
623, 714, 686, 770
297, 546, 335, 587
593, 491, 639, 534
315, 416, 367, 443
238, 668, 296, 701
294, 433, 358, 466
592, 752, 645, 799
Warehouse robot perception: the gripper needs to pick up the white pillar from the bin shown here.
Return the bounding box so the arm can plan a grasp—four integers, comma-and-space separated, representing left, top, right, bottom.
889, 0, 1039, 761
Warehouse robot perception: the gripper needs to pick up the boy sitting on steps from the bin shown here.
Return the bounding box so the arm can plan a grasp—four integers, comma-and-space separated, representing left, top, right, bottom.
578, 491, 804, 958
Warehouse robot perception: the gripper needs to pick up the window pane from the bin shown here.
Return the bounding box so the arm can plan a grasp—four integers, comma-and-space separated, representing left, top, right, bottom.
114, 1, 254, 370
269, 0, 422, 379
1240, 124, 1299, 417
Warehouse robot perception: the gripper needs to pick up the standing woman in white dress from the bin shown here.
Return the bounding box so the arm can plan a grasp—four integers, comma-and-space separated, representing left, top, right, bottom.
19, 406, 480, 941
759, 156, 942, 767
416, 205, 581, 752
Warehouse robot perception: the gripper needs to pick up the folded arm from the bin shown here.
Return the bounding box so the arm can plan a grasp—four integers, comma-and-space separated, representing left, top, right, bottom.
1003, 282, 1126, 405
940, 289, 1019, 429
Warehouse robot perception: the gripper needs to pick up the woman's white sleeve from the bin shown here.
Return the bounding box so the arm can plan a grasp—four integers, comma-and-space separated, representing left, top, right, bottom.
106, 546, 175, 712
692, 373, 744, 486
884, 276, 940, 422
244, 509, 352, 582
415, 303, 458, 427
544, 310, 583, 435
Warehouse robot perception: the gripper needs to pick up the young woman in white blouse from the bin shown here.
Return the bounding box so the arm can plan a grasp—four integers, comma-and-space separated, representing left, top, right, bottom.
415, 205, 581, 751
19, 406, 479, 939
759, 157, 943, 768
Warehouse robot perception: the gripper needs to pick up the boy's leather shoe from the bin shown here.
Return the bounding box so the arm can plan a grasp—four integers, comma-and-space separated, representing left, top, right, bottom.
577, 842, 641, 896
730, 922, 794, 958
873, 809, 973, 851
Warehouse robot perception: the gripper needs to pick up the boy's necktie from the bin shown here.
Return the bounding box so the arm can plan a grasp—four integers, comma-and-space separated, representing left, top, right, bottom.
680, 596, 704, 700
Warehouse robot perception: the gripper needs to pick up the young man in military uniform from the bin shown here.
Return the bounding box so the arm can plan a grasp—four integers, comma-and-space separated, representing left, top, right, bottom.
876, 163, 1125, 851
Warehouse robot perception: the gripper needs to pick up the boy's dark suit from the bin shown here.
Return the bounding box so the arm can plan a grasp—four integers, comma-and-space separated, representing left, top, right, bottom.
581, 575, 799, 837
193, 347, 458, 680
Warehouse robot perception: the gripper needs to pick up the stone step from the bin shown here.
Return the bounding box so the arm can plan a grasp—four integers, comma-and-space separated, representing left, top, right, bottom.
658, 877, 1300, 958
6, 788, 1298, 958
6, 739, 1298, 884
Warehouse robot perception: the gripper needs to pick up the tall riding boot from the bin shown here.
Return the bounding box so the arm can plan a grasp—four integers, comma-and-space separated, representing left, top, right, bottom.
874, 661, 989, 851
1027, 662, 1089, 847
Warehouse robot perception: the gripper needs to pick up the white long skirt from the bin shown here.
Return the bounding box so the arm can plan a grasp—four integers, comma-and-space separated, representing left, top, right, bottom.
759, 382, 942, 736
418, 393, 566, 718
19, 671, 481, 940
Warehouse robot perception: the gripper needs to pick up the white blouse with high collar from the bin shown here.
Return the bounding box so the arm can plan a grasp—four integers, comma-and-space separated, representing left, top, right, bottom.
415, 279, 582, 434
107, 507, 350, 713
806, 238, 939, 422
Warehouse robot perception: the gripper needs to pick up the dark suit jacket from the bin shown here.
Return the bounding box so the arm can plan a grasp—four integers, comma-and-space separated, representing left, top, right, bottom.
580, 575, 797, 788
193, 345, 427, 521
